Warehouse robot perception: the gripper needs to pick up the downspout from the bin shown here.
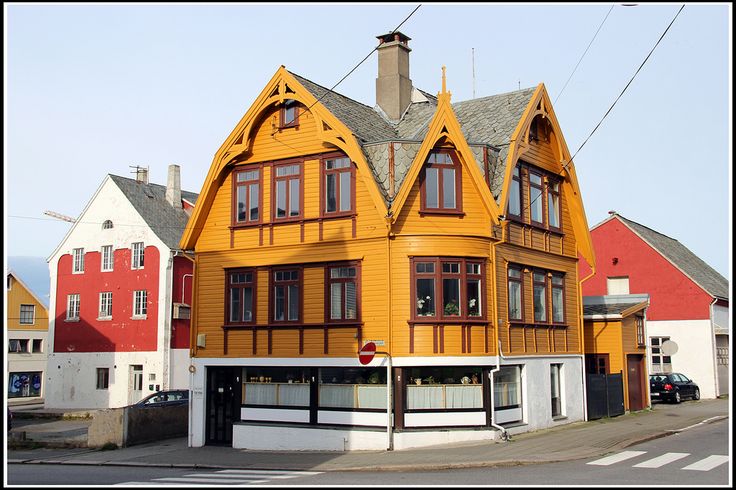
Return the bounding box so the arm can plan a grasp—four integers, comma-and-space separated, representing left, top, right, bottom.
489, 217, 508, 440
163, 251, 174, 390
708, 297, 719, 397
175, 249, 197, 448
578, 264, 596, 421
385, 211, 394, 450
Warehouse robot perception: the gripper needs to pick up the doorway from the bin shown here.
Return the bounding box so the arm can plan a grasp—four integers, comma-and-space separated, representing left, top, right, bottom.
206, 367, 242, 445
128, 365, 143, 405
626, 354, 645, 411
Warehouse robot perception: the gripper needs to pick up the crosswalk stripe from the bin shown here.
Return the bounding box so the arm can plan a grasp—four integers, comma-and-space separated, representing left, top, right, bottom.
633, 452, 690, 468
218, 469, 322, 475
682, 455, 729, 471
154, 477, 269, 484
587, 450, 647, 466
182, 473, 271, 479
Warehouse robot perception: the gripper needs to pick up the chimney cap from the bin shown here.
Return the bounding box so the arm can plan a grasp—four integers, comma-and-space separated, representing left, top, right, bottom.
376, 31, 411, 45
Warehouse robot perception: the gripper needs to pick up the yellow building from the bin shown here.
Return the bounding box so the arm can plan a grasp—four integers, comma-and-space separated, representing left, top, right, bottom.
6, 270, 49, 404
181, 32, 595, 450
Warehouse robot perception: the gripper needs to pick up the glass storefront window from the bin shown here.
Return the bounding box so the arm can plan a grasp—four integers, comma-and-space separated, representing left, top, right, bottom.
241, 367, 311, 407
319, 367, 387, 409
8, 372, 42, 398
494, 365, 521, 409
405, 367, 483, 410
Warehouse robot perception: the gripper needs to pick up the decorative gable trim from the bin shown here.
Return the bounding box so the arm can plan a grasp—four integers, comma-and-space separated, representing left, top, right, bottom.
389, 68, 500, 223
180, 67, 389, 250
500, 83, 595, 268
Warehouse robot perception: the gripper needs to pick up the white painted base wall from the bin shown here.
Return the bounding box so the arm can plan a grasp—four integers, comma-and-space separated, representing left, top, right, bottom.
647, 320, 719, 399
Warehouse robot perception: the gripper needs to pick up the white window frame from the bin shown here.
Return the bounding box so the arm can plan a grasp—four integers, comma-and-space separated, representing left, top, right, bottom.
101, 245, 114, 272
73, 248, 85, 273
551, 363, 564, 418
650, 336, 672, 373
67, 294, 80, 321
131, 242, 145, 270
607, 276, 630, 295
99, 292, 113, 319
96, 368, 110, 390
19, 304, 35, 325
133, 290, 147, 318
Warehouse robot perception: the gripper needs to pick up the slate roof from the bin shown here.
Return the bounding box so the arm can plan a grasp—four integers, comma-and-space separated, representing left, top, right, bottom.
289, 70, 536, 205
615, 215, 729, 300
583, 302, 645, 317
110, 175, 199, 250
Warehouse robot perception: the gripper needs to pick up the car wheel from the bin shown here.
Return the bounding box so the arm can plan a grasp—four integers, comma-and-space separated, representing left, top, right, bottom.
673, 391, 681, 404
693, 388, 700, 401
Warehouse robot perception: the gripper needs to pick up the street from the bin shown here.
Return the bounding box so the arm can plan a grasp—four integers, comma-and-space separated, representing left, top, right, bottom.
7, 417, 729, 486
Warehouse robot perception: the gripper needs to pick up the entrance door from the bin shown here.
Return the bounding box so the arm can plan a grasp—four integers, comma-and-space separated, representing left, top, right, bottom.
626, 355, 645, 411
206, 367, 242, 445
129, 365, 143, 405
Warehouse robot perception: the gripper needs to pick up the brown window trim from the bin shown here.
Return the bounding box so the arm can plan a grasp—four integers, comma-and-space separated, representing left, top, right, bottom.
269, 266, 303, 324
279, 99, 300, 129
507, 164, 523, 220
224, 268, 257, 326
271, 159, 304, 223
324, 261, 361, 324
532, 268, 549, 323
410, 257, 487, 322
231, 164, 263, 228
528, 169, 546, 228
507, 264, 524, 322
419, 149, 463, 215
550, 272, 566, 325
319, 152, 357, 219
546, 177, 562, 233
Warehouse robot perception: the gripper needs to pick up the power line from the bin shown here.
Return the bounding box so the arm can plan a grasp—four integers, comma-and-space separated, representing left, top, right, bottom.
554, 4, 615, 105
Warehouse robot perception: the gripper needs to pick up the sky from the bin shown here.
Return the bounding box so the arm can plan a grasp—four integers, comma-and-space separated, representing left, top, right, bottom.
4, 3, 732, 292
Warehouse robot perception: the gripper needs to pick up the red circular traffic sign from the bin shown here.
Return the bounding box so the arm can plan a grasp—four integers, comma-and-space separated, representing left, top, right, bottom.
359, 342, 376, 365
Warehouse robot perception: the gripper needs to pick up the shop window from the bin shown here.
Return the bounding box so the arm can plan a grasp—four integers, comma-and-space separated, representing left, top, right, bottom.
242, 367, 311, 408
319, 367, 387, 410
405, 366, 483, 411
8, 372, 42, 398
494, 365, 521, 410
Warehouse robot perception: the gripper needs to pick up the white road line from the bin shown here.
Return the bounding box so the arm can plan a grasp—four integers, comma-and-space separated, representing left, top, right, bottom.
633, 452, 690, 468
218, 469, 322, 475
682, 455, 729, 471
587, 451, 647, 466
154, 477, 269, 484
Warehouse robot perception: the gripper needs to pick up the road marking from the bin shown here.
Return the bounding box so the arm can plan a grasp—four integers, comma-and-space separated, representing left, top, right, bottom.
116, 468, 322, 486
154, 477, 268, 484
587, 451, 647, 466
633, 452, 690, 468
682, 455, 729, 471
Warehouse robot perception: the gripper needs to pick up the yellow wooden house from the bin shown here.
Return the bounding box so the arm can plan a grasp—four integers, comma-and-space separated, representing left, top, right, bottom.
180, 32, 596, 450
6, 270, 49, 404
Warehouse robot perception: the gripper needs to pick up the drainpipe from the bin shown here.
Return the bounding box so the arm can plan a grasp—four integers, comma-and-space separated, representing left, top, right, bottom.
708, 297, 719, 397
162, 251, 174, 390
489, 340, 509, 440
578, 265, 596, 421
489, 217, 509, 440
384, 212, 395, 451
175, 249, 197, 447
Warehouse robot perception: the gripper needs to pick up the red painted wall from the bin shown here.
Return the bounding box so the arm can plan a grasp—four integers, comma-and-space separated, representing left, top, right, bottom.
580, 218, 712, 321
171, 255, 193, 349
54, 246, 160, 353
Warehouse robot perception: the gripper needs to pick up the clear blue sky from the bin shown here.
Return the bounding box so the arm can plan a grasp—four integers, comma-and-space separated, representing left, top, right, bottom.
4, 3, 732, 283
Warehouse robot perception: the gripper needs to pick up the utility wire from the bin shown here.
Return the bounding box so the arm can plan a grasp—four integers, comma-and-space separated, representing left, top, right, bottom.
554, 4, 615, 105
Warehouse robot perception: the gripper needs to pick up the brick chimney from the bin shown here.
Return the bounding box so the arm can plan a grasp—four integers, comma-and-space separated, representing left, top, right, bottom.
166, 164, 182, 209
375, 31, 412, 121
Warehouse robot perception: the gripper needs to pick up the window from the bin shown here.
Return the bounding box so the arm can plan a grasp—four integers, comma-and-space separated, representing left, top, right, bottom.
9, 339, 29, 353
494, 365, 521, 410
322, 156, 354, 216
8, 372, 42, 398
327, 264, 358, 321
131, 242, 145, 269
420, 150, 462, 214
272, 269, 300, 322
19, 304, 35, 324
102, 220, 114, 229
73, 248, 84, 273
405, 366, 483, 411
32, 339, 43, 353
533, 271, 547, 323
242, 367, 312, 408
551, 273, 565, 324
529, 171, 544, 226
586, 354, 609, 374
319, 367, 388, 410
99, 292, 113, 319
227, 270, 255, 324
650, 337, 672, 373
96, 368, 109, 390
280, 99, 299, 128
508, 165, 522, 218
133, 290, 147, 317
607, 276, 630, 295
101, 245, 114, 271
547, 181, 561, 230
551, 364, 562, 417
233, 167, 261, 225
636, 316, 645, 347
273, 163, 302, 220
67, 294, 80, 321
412, 258, 485, 320
507, 266, 523, 321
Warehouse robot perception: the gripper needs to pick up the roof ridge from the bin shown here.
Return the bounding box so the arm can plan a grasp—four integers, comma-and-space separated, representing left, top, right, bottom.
616, 214, 679, 243
109, 174, 199, 196
453, 86, 537, 106
288, 70, 378, 112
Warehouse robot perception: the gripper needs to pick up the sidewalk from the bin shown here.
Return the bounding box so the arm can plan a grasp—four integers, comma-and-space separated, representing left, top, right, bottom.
7, 398, 729, 472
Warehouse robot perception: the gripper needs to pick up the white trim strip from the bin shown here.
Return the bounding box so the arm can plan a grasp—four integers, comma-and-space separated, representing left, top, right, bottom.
633, 452, 689, 468
681, 455, 729, 471
587, 451, 646, 466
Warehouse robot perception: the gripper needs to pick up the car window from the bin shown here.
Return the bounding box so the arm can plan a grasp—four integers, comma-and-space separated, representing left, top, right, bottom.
672, 374, 684, 382
679, 374, 690, 382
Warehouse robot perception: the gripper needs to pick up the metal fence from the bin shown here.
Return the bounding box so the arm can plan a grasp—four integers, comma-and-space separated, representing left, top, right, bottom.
585, 372, 625, 420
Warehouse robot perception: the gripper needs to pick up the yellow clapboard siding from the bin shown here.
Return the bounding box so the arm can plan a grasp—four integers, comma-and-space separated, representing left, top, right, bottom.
7, 274, 49, 332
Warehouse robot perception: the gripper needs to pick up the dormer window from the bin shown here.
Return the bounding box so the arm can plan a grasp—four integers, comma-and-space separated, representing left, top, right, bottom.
102, 220, 113, 230
507, 162, 563, 233
419, 150, 463, 215
280, 99, 299, 128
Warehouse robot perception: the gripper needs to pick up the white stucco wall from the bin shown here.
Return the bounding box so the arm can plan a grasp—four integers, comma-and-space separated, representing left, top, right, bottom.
45, 176, 188, 409
713, 304, 729, 332
646, 319, 717, 399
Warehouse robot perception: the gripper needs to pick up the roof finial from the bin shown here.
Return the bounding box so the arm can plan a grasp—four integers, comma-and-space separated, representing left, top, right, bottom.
441, 65, 447, 94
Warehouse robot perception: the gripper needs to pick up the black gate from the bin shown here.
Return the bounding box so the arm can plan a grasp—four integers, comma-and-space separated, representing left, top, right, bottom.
586, 372, 625, 420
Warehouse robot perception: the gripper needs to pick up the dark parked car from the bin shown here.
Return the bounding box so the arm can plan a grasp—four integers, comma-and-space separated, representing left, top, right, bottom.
134, 389, 189, 408
649, 373, 700, 403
